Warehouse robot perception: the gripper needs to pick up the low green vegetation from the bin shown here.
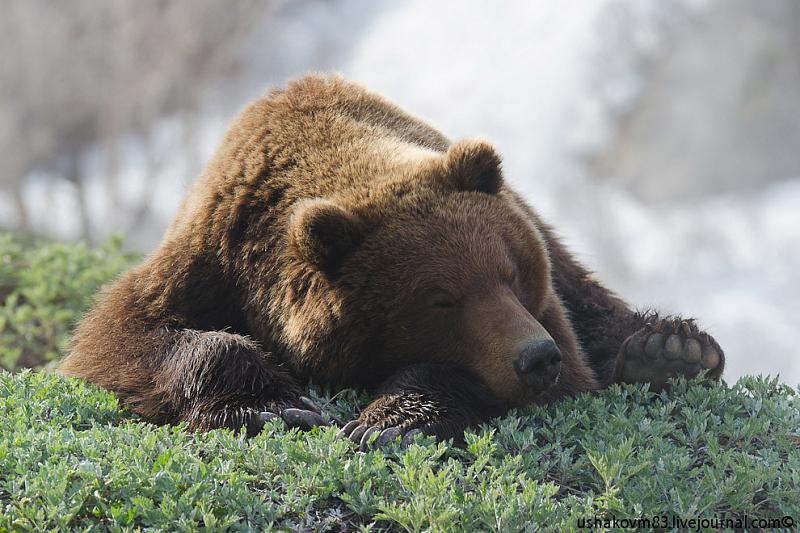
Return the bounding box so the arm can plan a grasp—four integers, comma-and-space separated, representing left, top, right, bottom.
2, 371, 798, 531
0, 233, 139, 371
1, 233, 798, 531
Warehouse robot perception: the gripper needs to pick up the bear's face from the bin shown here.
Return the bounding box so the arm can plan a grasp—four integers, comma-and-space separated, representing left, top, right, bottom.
284, 140, 564, 404
359, 193, 560, 405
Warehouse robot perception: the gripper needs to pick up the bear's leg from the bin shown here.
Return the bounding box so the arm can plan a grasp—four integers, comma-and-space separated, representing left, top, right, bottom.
340, 364, 504, 449
156, 330, 333, 436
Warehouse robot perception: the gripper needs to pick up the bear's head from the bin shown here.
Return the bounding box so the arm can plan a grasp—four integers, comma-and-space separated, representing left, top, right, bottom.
286, 140, 563, 405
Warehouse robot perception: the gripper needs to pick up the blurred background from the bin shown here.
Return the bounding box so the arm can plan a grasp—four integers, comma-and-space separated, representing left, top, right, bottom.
1, 0, 798, 383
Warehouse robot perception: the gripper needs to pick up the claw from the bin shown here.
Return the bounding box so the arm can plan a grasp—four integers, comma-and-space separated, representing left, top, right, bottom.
251, 411, 283, 432
297, 396, 342, 426
246, 411, 284, 437
281, 408, 329, 430
401, 428, 423, 447
348, 424, 369, 444
299, 396, 322, 414
340, 420, 360, 437
377, 427, 402, 447
359, 426, 382, 451
257, 411, 281, 424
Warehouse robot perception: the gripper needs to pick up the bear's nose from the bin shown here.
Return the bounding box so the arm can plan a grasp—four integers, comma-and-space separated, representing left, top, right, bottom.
514, 340, 562, 390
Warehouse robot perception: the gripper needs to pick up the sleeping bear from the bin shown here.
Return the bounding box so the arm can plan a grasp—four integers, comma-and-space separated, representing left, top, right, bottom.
59, 75, 724, 448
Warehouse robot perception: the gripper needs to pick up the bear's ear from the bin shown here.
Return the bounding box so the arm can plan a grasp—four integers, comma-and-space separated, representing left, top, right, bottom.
288, 199, 366, 273
441, 139, 503, 194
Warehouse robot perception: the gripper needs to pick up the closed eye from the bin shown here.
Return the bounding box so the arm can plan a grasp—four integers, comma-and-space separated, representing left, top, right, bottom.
427, 289, 459, 309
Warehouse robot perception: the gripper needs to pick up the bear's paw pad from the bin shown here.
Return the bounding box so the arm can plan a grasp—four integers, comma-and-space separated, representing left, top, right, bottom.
619, 317, 724, 387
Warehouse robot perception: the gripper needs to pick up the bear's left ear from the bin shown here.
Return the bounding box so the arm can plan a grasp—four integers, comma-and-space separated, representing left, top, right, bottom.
288, 198, 367, 273
440, 139, 504, 194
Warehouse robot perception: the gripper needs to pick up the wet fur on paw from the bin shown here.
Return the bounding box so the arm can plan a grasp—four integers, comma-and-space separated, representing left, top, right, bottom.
616, 314, 724, 388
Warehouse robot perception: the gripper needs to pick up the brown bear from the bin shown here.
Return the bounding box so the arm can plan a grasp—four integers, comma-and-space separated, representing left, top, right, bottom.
59, 75, 724, 448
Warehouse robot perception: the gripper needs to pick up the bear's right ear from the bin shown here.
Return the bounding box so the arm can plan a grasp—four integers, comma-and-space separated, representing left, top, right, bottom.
288, 199, 367, 274
438, 139, 504, 195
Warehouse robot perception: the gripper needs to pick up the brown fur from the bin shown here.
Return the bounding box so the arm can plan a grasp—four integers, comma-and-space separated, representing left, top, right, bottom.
60, 75, 723, 440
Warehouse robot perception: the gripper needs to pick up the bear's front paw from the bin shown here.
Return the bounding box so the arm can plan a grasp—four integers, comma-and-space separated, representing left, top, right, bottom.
340, 392, 465, 451
616, 316, 724, 388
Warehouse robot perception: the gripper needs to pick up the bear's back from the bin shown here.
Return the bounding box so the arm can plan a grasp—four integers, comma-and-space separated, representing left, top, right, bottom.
164, 75, 451, 244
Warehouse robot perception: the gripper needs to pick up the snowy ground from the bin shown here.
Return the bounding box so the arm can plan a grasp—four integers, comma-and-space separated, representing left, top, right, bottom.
8, 0, 799, 384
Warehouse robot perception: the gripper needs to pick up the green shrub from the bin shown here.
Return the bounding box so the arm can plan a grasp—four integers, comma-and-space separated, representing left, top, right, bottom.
1, 371, 798, 531
0, 233, 139, 370
1, 233, 798, 530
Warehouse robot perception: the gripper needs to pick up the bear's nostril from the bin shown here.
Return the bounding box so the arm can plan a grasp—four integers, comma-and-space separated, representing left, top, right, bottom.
515, 339, 562, 376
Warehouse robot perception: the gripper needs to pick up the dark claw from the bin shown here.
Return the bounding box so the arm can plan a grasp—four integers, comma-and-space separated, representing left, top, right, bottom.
299, 396, 322, 414
377, 427, 401, 447
359, 426, 382, 451
247, 411, 279, 437
348, 424, 369, 444
339, 422, 406, 449
257, 411, 281, 424
298, 396, 342, 426
281, 408, 329, 430
249, 411, 284, 435
340, 420, 360, 437
326, 411, 344, 428
401, 428, 423, 447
